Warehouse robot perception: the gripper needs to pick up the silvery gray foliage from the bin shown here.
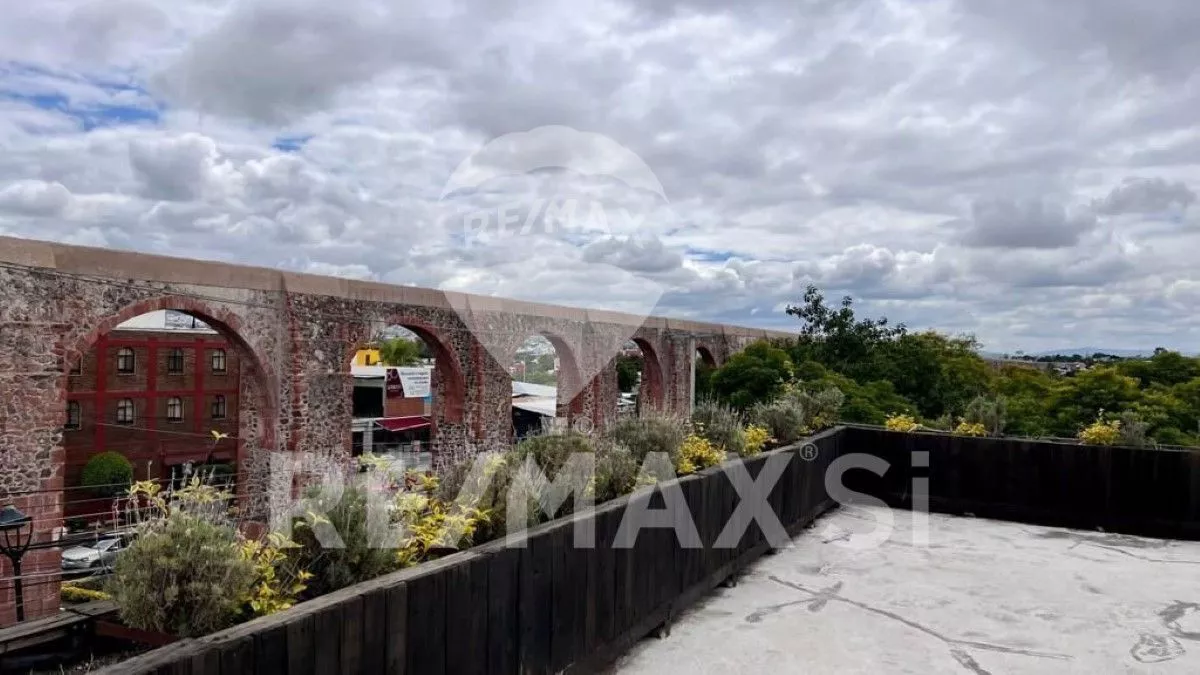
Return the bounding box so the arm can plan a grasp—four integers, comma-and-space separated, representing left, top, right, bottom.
964, 395, 1008, 436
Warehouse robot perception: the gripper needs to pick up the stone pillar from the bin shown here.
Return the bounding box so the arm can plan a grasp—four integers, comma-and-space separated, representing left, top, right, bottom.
0, 309, 66, 626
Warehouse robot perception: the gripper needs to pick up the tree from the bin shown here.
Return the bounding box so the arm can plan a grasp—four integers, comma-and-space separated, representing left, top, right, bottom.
877, 331, 991, 418
378, 338, 422, 366
81, 451, 134, 497
993, 365, 1055, 436
709, 340, 793, 410
694, 360, 716, 401
1049, 366, 1142, 434
786, 285, 905, 383
1119, 350, 1200, 387
616, 355, 642, 392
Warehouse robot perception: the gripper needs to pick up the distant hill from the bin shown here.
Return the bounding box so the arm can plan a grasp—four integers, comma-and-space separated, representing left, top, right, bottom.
1029, 347, 1157, 358
980, 347, 1197, 360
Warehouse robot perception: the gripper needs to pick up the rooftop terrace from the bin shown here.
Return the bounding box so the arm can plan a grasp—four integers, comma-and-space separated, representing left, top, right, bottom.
616, 506, 1200, 673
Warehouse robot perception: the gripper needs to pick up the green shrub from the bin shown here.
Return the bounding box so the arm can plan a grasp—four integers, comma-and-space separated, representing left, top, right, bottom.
786, 386, 844, 430
293, 484, 398, 596
1115, 411, 1149, 448
692, 399, 746, 456
603, 415, 688, 462
963, 396, 1007, 436
750, 400, 807, 446
511, 431, 597, 479
437, 435, 641, 541
925, 413, 954, 432
436, 453, 524, 542
81, 451, 134, 497
393, 483, 491, 568
591, 441, 639, 502
107, 512, 253, 637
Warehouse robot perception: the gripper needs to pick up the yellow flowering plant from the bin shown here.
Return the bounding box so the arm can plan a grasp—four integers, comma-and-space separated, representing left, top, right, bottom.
885, 414, 921, 433
675, 434, 726, 476
238, 532, 313, 617
953, 421, 988, 437
1078, 416, 1122, 446
743, 425, 771, 456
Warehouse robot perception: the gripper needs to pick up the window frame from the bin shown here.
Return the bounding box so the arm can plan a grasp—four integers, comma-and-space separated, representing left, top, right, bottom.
115, 398, 135, 425
116, 347, 136, 374
66, 400, 82, 430
211, 394, 227, 420
166, 347, 185, 374
166, 396, 184, 423
211, 348, 227, 374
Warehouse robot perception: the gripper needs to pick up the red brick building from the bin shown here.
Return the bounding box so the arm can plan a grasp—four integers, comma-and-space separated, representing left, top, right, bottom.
63, 310, 240, 520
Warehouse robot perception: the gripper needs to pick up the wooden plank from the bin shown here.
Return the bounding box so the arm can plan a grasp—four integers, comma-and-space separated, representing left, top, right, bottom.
445, 556, 489, 675
517, 526, 553, 673
312, 601, 342, 675
583, 513, 599, 658
406, 567, 447, 675
217, 634, 254, 675
189, 644, 221, 675
384, 583, 408, 675
360, 585, 388, 675
284, 608, 316, 675
549, 523, 574, 672
485, 546, 519, 675
252, 621, 288, 675
679, 478, 704, 591
339, 591, 365, 675
594, 504, 619, 649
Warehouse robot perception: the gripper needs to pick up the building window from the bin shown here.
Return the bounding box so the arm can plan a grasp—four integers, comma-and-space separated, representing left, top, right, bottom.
167, 348, 185, 374
66, 401, 81, 430
116, 347, 135, 374
211, 394, 227, 419
166, 397, 184, 423
69, 359, 82, 376
116, 398, 135, 425
211, 349, 227, 374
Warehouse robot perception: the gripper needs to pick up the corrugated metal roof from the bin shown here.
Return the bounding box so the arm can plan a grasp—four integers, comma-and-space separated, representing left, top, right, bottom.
512, 396, 557, 417
511, 381, 557, 398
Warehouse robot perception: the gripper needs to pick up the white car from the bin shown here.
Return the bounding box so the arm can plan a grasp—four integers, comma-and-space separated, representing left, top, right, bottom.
61, 535, 128, 572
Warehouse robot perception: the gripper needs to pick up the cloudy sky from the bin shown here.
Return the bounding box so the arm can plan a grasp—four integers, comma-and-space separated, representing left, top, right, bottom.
2, 0, 1200, 353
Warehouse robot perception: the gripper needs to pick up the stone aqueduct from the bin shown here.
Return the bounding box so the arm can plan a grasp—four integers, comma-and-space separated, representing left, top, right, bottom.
0, 235, 790, 623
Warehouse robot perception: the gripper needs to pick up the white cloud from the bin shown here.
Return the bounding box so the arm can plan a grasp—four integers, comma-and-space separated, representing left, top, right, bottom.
1, 0, 1200, 351
0, 180, 72, 216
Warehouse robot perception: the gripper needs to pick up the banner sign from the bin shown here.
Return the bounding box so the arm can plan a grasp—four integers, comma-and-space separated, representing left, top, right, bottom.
386, 367, 432, 398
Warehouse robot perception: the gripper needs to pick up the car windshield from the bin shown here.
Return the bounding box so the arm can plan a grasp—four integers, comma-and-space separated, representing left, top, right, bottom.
93, 538, 120, 551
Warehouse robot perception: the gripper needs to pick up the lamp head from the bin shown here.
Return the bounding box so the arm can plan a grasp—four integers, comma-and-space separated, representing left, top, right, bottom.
0, 505, 30, 531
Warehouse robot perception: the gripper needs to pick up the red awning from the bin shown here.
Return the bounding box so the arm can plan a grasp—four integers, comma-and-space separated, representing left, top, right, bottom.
374, 416, 431, 432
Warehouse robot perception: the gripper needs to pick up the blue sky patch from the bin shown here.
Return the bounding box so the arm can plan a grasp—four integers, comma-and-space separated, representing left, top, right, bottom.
685, 247, 734, 262
272, 134, 313, 152
1, 60, 162, 131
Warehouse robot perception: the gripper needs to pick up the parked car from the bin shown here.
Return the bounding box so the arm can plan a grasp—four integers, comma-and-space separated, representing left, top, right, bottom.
60, 534, 130, 572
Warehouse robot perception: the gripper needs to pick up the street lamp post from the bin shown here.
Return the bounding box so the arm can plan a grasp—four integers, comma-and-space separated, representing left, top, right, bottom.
0, 505, 34, 622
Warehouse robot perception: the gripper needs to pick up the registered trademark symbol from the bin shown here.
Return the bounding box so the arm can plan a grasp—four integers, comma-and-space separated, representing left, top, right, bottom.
572, 417, 594, 435
799, 444, 819, 462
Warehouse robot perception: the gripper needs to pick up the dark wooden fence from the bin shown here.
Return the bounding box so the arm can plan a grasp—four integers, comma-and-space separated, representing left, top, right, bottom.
840, 425, 1200, 540
100, 429, 843, 675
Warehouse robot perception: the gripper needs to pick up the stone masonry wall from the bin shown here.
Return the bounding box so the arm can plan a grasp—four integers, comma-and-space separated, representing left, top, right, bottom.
0, 236, 788, 626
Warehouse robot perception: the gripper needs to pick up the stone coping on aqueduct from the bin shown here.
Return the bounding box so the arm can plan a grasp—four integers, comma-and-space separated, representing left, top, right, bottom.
0, 234, 795, 339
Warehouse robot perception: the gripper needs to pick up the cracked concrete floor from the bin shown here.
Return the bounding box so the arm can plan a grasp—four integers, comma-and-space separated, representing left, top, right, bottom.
614, 507, 1200, 674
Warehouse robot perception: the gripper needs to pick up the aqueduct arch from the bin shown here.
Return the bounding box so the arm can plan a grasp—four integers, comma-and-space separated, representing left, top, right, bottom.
0, 235, 790, 625
62, 297, 280, 518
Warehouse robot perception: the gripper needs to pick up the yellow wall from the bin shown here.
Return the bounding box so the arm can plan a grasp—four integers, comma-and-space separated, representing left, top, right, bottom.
354, 348, 381, 366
